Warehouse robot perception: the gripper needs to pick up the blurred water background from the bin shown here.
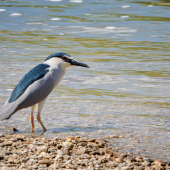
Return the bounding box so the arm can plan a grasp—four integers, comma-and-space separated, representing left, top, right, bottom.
0, 0, 170, 161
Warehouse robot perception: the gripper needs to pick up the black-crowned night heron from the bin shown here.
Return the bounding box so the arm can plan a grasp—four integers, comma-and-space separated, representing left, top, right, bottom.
1, 52, 89, 132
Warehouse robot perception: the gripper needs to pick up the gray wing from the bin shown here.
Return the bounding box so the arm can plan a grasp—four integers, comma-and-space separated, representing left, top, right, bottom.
1, 63, 55, 120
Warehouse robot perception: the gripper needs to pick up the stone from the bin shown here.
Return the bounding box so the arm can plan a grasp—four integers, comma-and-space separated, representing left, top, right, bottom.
55, 150, 63, 161
133, 166, 143, 170
143, 161, 151, 166
106, 162, 118, 167
0, 154, 4, 160
152, 165, 166, 170
63, 141, 74, 148
92, 151, 100, 155
93, 160, 101, 165
38, 159, 52, 166
115, 157, 123, 163
154, 160, 166, 166
21, 157, 29, 163
135, 156, 143, 162
143, 158, 153, 162
95, 139, 106, 144
57, 145, 62, 149
39, 146, 48, 153
121, 166, 132, 170
80, 154, 90, 159
65, 160, 72, 165
65, 136, 75, 142
63, 155, 70, 160
87, 138, 96, 142
48, 148, 57, 153
68, 164, 78, 169
3, 141, 13, 146
76, 147, 86, 155
77, 160, 85, 166
16, 137, 24, 141
0, 134, 5, 138
78, 138, 87, 142
8, 158, 15, 164
87, 166, 95, 170
98, 143, 105, 148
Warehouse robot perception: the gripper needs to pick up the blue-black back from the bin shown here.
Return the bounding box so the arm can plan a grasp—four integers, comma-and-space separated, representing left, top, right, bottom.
44, 52, 70, 61
9, 64, 50, 103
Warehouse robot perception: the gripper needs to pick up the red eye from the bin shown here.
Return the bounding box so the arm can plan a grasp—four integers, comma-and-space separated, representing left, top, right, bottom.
62, 56, 67, 60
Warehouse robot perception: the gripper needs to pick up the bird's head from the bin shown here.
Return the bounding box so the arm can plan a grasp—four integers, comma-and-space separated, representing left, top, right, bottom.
44, 52, 90, 69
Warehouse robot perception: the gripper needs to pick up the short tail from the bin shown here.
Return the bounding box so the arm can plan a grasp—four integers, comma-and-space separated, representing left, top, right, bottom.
1, 101, 18, 121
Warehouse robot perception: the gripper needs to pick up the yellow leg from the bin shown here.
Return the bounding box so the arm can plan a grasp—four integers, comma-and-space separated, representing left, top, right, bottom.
37, 112, 47, 132
30, 105, 35, 132
37, 99, 47, 132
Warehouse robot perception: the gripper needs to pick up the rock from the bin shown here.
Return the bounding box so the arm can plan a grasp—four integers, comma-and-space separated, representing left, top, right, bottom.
32, 163, 39, 169
63, 155, 70, 160
16, 137, 24, 141
87, 138, 96, 142
8, 127, 18, 131
48, 148, 57, 153
65, 160, 72, 165
55, 150, 63, 161
98, 143, 105, 148
80, 154, 90, 159
143, 157, 153, 162
38, 159, 52, 166
115, 157, 123, 163
87, 166, 95, 170
95, 139, 106, 144
0, 154, 4, 160
63, 141, 74, 148
8, 158, 15, 164
93, 160, 101, 165
135, 156, 143, 162
0, 134, 5, 138
68, 164, 78, 169
21, 157, 29, 163
77, 160, 85, 166
143, 161, 151, 166
39, 145, 48, 152
152, 165, 166, 170
154, 160, 166, 166
92, 151, 100, 155
133, 166, 143, 170
63, 147, 72, 155
121, 166, 132, 170
57, 145, 62, 149
65, 136, 75, 142
3, 141, 13, 146
76, 147, 86, 155
39, 164, 47, 168
106, 161, 118, 167
78, 138, 87, 142
29, 155, 38, 159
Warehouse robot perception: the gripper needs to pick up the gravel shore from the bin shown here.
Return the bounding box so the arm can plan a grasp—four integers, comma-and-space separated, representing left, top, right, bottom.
0, 134, 169, 170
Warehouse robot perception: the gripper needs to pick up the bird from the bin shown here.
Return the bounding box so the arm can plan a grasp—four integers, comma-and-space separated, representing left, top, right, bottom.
1, 52, 90, 132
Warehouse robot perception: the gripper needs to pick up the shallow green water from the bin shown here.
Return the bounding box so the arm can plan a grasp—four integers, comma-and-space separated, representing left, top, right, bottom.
0, 0, 170, 160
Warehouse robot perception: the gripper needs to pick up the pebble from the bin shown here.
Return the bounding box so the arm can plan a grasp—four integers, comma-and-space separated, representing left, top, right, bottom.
3, 141, 13, 146
0, 134, 167, 170
38, 159, 52, 166
115, 157, 123, 163
76, 147, 86, 155
143, 160, 151, 166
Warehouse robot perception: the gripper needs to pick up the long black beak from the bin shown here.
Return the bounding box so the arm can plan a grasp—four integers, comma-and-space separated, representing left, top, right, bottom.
70, 59, 90, 68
